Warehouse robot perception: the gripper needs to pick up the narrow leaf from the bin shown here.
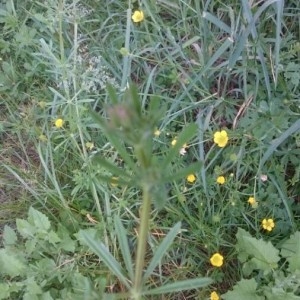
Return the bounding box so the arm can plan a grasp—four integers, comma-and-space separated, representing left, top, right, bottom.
114, 216, 134, 280
143, 277, 212, 295
143, 222, 181, 282
260, 119, 300, 168
79, 230, 130, 288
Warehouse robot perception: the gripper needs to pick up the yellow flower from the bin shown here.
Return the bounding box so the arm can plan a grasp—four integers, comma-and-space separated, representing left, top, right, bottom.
154, 129, 161, 137
54, 118, 64, 128
186, 174, 196, 183
132, 10, 144, 23
213, 130, 228, 148
85, 142, 94, 151
262, 218, 275, 232
216, 176, 225, 184
211, 291, 220, 300
171, 138, 177, 146
248, 196, 258, 208
210, 253, 224, 267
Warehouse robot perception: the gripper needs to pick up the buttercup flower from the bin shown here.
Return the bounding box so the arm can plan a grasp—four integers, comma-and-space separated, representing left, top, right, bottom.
186, 174, 196, 183
213, 130, 228, 148
216, 176, 225, 184
54, 118, 64, 128
211, 291, 220, 300
210, 253, 224, 267
248, 196, 258, 208
171, 138, 177, 146
262, 218, 275, 232
154, 129, 161, 137
132, 10, 144, 23
85, 142, 94, 151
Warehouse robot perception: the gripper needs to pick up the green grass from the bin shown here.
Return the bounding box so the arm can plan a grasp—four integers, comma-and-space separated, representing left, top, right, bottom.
0, 0, 300, 299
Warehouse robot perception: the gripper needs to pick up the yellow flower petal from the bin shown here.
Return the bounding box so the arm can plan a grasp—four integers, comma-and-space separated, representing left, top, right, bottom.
132, 10, 144, 23
54, 118, 64, 128
186, 174, 196, 183
216, 176, 225, 184
262, 218, 275, 231
211, 291, 220, 300
210, 253, 224, 267
213, 130, 229, 147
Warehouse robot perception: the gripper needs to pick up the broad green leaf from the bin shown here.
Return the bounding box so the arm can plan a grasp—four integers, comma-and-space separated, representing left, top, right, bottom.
78, 230, 130, 289
280, 231, 300, 272
236, 228, 280, 274
0, 283, 10, 300
245, 236, 279, 272
0, 249, 26, 277
264, 289, 300, 300
222, 279, 263, 300
143, 222, 181, 283
114, 216, 134, 280
28, 207, 51, 232
16, 219, 36, 238
57, 225, 76, 252
142, 277, 212, 295
41, 292, 54, 300
47, 230, 61, 244
3, 225, 17, 245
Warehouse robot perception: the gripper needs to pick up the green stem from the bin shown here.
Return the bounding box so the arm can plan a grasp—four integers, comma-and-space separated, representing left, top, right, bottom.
132, 184, 151, 299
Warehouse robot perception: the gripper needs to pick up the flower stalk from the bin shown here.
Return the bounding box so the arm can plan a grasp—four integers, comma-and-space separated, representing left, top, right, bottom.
132, 184, 152, 299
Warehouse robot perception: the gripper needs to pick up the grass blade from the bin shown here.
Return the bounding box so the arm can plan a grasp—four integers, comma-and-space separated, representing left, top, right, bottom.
259, 119, 300, 168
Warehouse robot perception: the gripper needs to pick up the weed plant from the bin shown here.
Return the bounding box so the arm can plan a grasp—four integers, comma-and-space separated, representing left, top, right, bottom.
0, 0, 300, 299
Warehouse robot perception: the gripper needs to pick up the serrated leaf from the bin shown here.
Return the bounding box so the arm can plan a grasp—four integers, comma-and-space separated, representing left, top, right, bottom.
47, 230, 61, 244
244, 236, 280, 272
236, 228, 280, 274
222, 279, 264, 300
16, 219, 36, 238
28, 207, 51, 231
3, 225, 17, 245
280, 231, 300, 272
0, 249, 26, 277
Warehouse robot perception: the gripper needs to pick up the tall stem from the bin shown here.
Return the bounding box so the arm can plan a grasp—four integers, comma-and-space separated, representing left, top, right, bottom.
132, 184, 151, 299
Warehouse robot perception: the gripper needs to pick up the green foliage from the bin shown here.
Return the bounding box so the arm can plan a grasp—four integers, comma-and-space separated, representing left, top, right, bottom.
1, 0, 300, 299
0, 207, 101, 300
223, 228, 300, 299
